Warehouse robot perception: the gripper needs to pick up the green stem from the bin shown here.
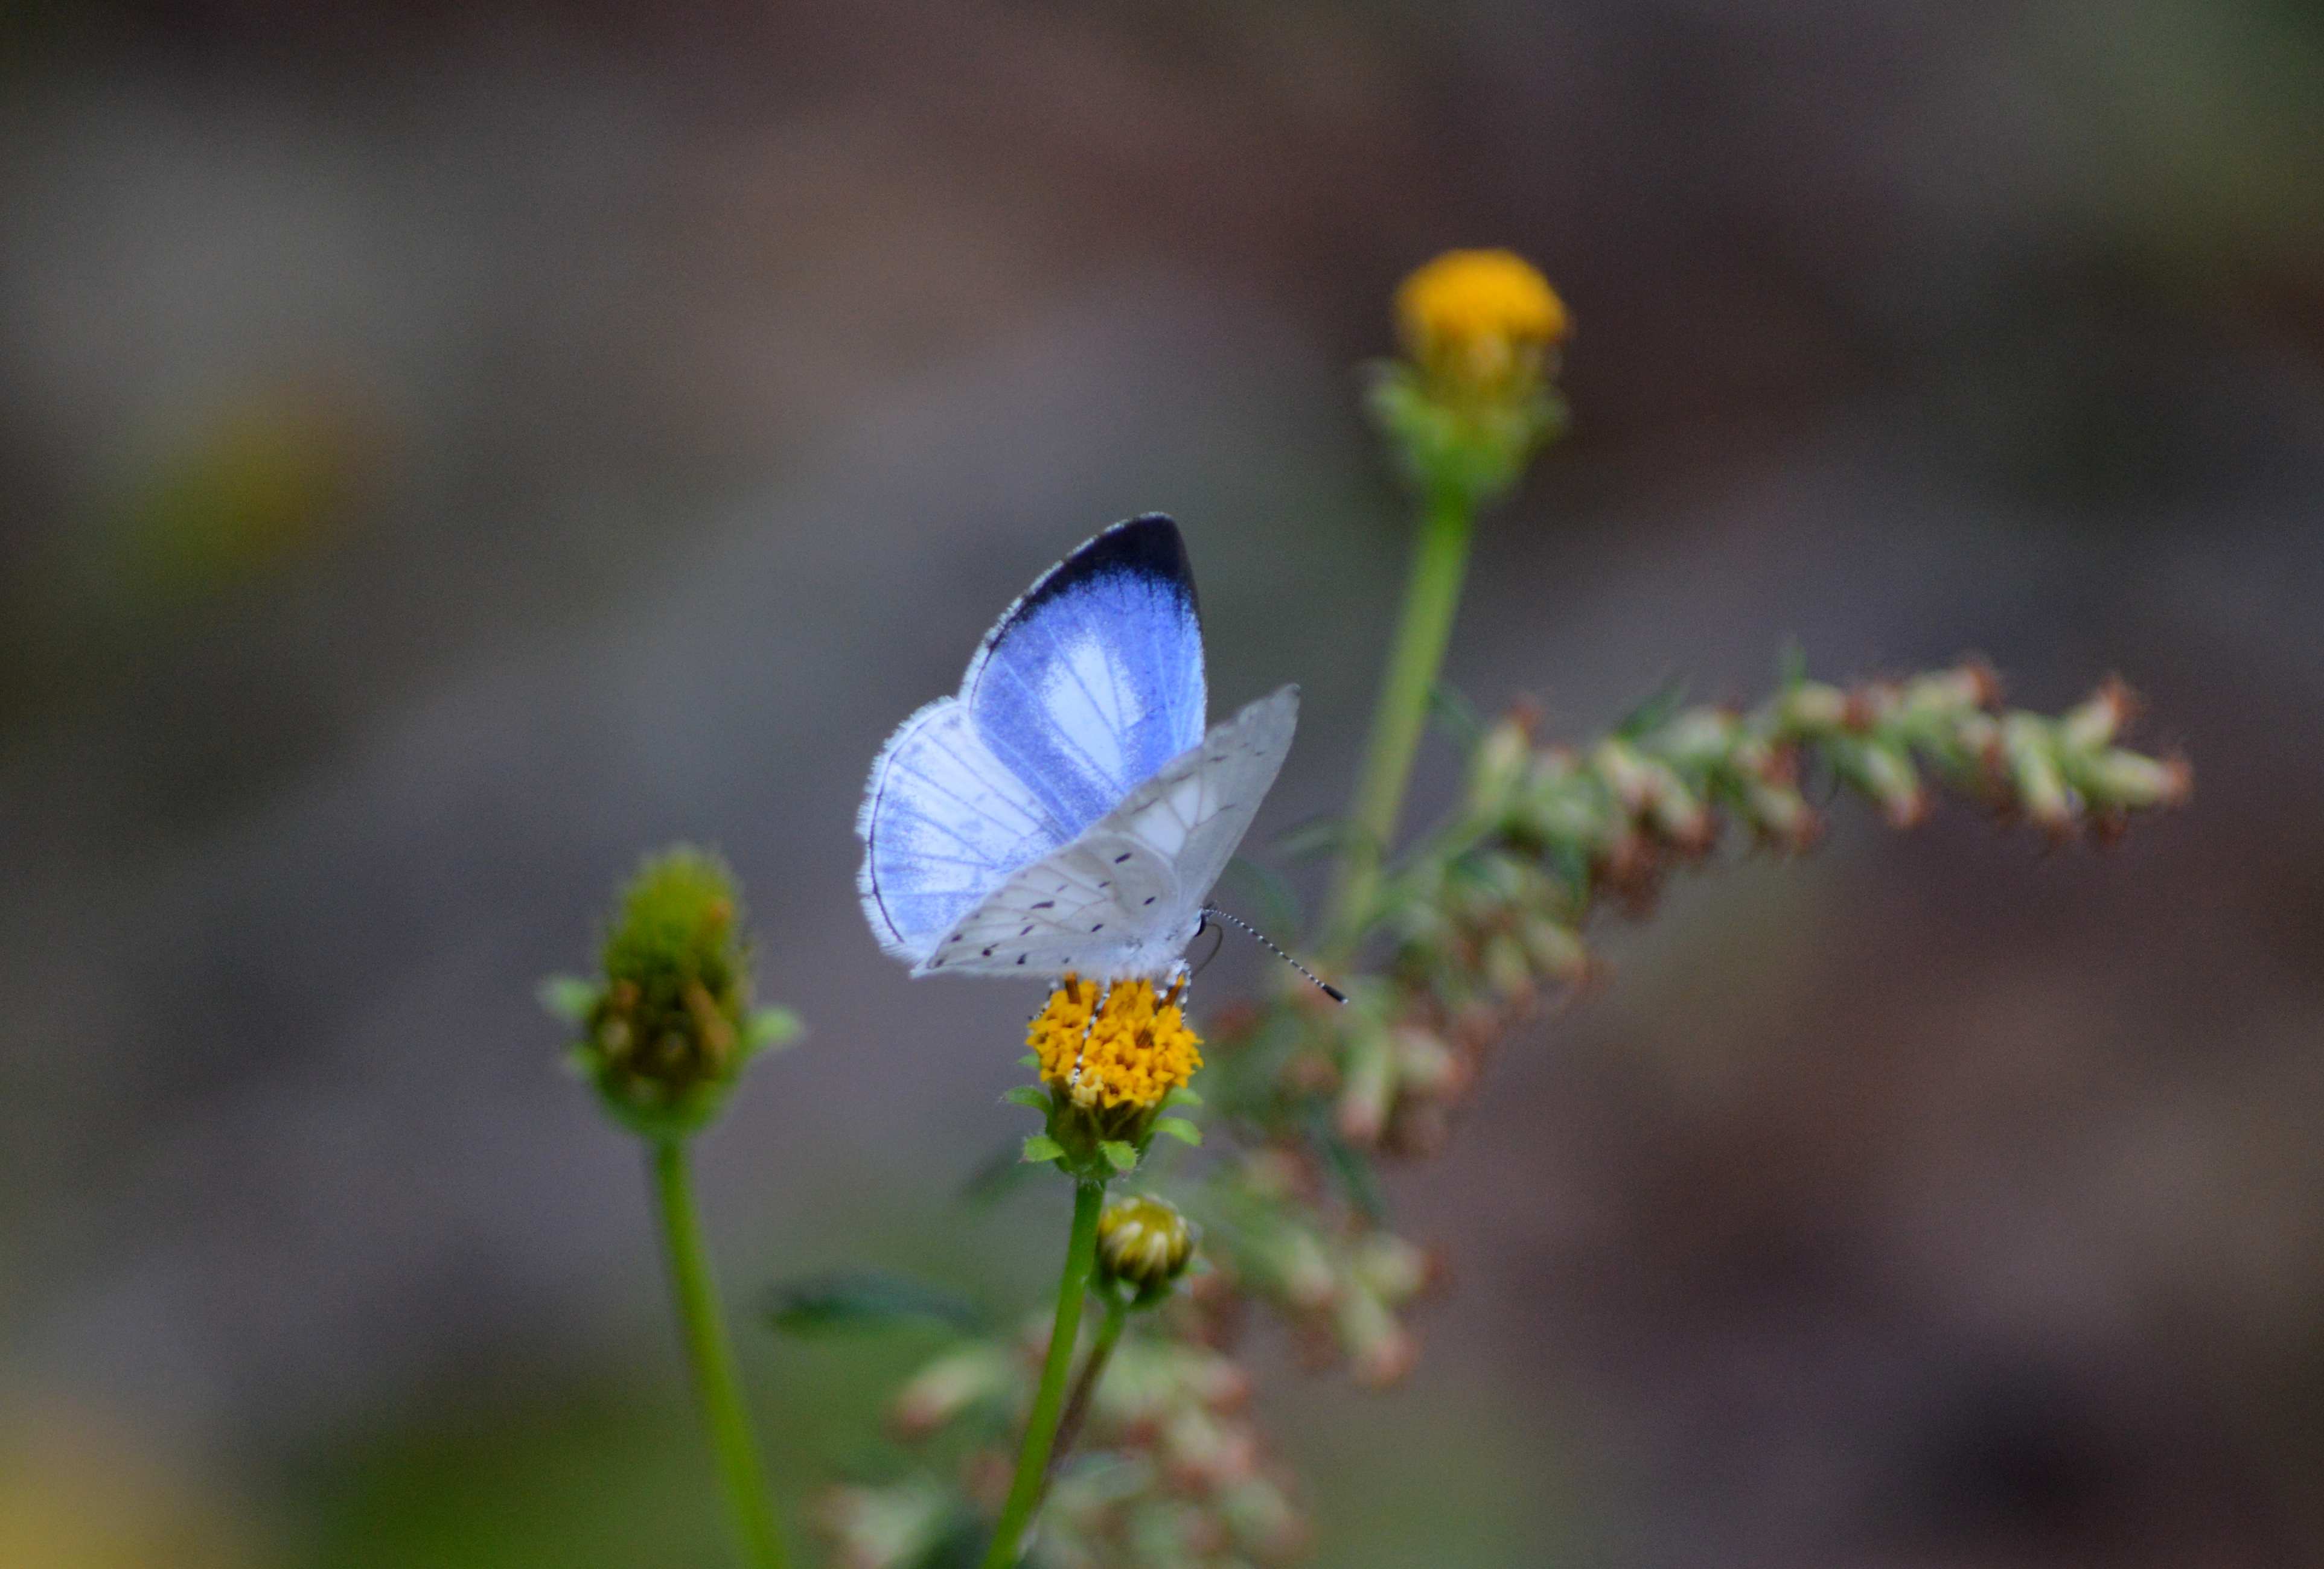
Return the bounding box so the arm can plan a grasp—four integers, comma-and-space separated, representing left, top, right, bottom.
983, 1180, 1106, 1569
1042, 1290, 1130, 1496
1326, 486, 1476, 960
650, 1138, 790, 1569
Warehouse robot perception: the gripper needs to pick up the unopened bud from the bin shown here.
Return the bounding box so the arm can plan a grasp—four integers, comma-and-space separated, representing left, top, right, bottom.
2060, 677, 2138, 753
1391, 1026, 1466, 1098
1350, 1232, 1432, 1303
2081, 748, 2192, 810
1335, 1021, 1396, 1145
1097, 1194, 1198, 1297
1779, 681, 1850, 731
890, 1344, 1015, 1439
571, 847, 765, 1139
1467, 718, 1532, 820
2002, 714, 2076, 835
1835, 736, 1928, 829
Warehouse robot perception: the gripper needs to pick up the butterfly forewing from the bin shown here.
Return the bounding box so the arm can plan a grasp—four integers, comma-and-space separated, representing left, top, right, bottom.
915, 686, 1298, 979
962, 516, 1206, 838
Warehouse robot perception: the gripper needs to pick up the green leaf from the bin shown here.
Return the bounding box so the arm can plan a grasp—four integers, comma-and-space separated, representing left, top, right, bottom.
537, 975, 598, 1023
1303, 1104, 1388, 1223
1614, 675, 1690, 739
746, 1007, 803, 1051
1018, 1053, 1041, 1069
765, 1270, 987, 1337
1218, 856, 1303, 939
1099, 1140, 1139, 1173
1776, 637, 1809, 692
1271, 815, 1362, 864
1000, 1085, 1050, 1110
1158, 1085, 1204, 1110
1021, 1135, 1066, 1164
959, 1139, 1042, 1207
1152, 1117, 1202, 1147
1428, 682, 1487, 750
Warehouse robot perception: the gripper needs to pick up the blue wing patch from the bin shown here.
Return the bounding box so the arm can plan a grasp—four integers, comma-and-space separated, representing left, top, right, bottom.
961, 515, 1207, 838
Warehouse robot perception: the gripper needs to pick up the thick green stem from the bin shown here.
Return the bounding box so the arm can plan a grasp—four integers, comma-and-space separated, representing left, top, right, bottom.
650, 1138, 790, 1569
983, 1181, 1106, 1569
1042, 1290, 1130, 1496
1326, 487, 1476, 960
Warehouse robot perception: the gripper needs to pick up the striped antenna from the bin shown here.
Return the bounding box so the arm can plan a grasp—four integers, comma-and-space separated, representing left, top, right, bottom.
1199, 907, 1347, 1003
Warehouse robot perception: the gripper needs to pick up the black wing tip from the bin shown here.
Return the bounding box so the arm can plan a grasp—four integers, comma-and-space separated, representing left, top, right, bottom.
1025, 514, 1195, 617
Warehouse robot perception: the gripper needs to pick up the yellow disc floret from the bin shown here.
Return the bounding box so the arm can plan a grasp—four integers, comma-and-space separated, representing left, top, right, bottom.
1028, 975, 1203, 1110
1395, 249, 1569, 397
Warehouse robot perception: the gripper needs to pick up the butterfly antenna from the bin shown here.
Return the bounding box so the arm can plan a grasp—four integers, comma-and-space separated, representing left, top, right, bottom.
1200, 907, 1347, 1004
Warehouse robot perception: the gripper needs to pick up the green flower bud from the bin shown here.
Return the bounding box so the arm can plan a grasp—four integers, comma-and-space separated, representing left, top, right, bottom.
570, 847, 766, 1139
1096, 1195, 1198, 1300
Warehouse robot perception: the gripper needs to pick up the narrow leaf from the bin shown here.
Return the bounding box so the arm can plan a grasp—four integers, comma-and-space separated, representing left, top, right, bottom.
1428, 681, 1487, 750
1021, 1135, 1066, 1164
1000, 1085, 1050, 1111
537, 975, 597, 1023
1218, 856, 1303, 939
1159, 1085, 1204, 1110
747, 1007, 803, 1051
959, 1139, 1042, 1207
1614, 675, 1690, 739
1303, 1105, 1388, 1223
1153, 1117, 1203, 1147
766, 1270, 987, 1337
1099, 1140, 1139, 1173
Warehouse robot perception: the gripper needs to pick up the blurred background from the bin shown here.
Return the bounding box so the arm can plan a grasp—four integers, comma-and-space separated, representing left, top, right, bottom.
3, 1, 2320, 1564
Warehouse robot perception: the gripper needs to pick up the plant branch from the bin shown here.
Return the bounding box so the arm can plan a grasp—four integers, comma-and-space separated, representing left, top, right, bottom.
1042, 1289, 1130, 1498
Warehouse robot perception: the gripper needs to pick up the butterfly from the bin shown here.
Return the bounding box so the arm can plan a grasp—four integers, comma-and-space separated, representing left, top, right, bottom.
857, 514, 1298, 982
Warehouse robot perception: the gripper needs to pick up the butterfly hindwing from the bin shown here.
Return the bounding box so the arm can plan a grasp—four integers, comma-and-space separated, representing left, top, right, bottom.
915, 686, 1298, 979
1109, 683, 1299, 924
857, 696, 1074, 964
961, 515, 1207, 839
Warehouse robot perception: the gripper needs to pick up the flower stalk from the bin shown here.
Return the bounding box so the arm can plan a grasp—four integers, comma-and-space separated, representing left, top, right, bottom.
1327, 486, 1476, 961
982, 1179, 1107, 1569
651, 1137, 791, 1569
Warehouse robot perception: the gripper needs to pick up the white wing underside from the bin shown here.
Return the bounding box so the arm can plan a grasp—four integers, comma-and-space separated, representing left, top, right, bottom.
914, 685, 1298, 981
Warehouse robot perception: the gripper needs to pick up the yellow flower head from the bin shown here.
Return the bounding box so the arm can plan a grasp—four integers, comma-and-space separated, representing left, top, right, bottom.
1395, 249, 1569, 398
1028, 975, 1202, 1110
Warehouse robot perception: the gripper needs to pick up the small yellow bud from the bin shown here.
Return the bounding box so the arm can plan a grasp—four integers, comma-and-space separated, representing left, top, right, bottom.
1096, 1194, 1198, 1297
1396, 249, 1569, 399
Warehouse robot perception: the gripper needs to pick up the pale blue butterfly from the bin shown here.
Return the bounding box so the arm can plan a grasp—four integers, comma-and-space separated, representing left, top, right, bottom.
857, 515, 1298, 982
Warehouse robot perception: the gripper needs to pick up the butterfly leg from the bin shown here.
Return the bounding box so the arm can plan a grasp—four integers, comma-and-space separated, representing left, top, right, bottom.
1067, 980, 1114, 1102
